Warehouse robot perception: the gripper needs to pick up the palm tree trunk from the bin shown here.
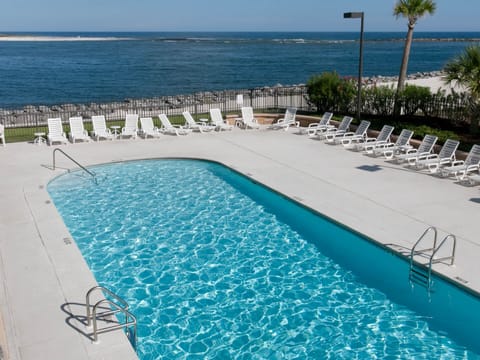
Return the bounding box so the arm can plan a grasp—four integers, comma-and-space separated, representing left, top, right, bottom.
394, 24, 415, 117
397, 24, 415, 92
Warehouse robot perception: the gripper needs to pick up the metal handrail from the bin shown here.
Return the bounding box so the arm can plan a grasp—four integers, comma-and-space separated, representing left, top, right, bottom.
92, 299, 137, 346
52, 148, 96, 182
409, 227, 456, 292
85, 286, 137, 349
410, 226, 437, 260
86, 286, 129, 327
431, 234, 456, 266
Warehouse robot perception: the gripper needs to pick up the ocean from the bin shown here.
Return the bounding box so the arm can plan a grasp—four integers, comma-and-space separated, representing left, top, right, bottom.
0, 32, 479, 108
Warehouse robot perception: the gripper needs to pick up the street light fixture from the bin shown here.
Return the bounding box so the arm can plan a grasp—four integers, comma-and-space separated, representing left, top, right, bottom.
344, 11, 364, 122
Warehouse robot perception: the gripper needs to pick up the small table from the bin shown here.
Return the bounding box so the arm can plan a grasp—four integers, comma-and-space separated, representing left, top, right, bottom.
33, 132, 46, 145
110, 126, 121, 139
199, 118, 209, 125
235, 117, 244, 128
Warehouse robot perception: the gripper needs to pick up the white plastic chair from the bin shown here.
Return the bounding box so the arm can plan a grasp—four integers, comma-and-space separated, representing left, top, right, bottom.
412, 139, 459, 173
440, 144, 480, 180
159, 114, 192, 136
68, 116, 91, 143
240, 107, 261, 129
335, 120, 371, 146
121, 114, 139, 139
92, 115, 114, 141
373, 129, 414, 159
307, 112, 333, 136
183, 111, 215, 133
140, 117, 162, 138
47, 118, 68, 145
269, 107, 298, 131
209, 109, 233, 131
394, 135, 438, 163
0, 124, 5, 147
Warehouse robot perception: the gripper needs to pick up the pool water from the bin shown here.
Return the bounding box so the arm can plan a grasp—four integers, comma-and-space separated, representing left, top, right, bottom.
48, 159, 480, 359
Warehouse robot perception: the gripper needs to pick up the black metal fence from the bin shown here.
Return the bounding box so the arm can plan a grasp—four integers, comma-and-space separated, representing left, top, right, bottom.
1, 86, 310, 141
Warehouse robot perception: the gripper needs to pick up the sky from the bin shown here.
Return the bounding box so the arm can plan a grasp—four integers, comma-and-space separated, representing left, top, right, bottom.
1, 0, 480, 33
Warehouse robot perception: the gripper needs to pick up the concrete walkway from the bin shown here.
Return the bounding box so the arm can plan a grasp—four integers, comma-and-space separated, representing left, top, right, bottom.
1, 128, 479, 359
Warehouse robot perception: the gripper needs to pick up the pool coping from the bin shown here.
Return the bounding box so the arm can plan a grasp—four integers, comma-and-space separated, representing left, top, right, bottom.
2, 128, 480, 359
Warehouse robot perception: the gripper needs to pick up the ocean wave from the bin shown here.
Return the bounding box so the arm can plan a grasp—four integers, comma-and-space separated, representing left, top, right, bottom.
0, 35, 135, 42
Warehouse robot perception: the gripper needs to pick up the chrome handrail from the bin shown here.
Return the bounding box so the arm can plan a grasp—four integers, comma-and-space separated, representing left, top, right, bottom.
52, 148, 96, 182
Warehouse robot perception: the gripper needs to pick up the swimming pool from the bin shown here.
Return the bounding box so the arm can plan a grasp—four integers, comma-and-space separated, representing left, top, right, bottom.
48, 159, 480, 359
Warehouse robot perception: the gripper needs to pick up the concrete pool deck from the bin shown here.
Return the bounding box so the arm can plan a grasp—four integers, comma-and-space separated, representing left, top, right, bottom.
1, 128, 480, 359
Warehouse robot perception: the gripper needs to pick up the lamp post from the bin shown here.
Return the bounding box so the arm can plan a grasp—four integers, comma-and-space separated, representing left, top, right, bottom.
344, 11, 364, 121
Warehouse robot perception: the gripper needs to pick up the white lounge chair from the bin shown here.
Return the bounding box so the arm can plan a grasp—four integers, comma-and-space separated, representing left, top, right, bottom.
240, 107, 261, 129
68, 116, 91, 143
411, 139, 460, 173
439, 144, 480, 180
307, 112, 333, 137
269, 107, 298, 131
355, 125, 394, 153
47, 118, 68, 145
159, 114, 192, 136
91, 115, 114, 141
320, 116, 353, 142
334, 120, 371, 146
394, 135, 438, 163
140, 117, 162, 138
0, 124, 5, 147
465, 169, 480, 185
183, 111, 215, 133
121, 114, 138, 139
372, 129, 414, 159
210, 108, 233, 131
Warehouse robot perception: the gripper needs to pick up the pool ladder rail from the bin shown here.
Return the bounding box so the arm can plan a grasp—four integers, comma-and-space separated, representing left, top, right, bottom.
85, 286, 137, 349
409, 226, 456, 291
52, 148, 97, 183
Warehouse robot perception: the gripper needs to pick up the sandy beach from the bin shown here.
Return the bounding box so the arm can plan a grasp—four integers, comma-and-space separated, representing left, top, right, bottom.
374, 74, 466, 94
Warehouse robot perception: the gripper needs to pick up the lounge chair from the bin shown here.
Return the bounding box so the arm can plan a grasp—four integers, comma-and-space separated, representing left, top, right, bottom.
439, 144, 480, 180
240, 107, 261, 129
91, 115, 114, 141
320, 116, 353, 142
0, 124, 5, 147
268, 107, 298, 131
209, 108, 233, 131
333, 120, 370, 146
159, 114, 192, 135
68, 116, 91, 143
411, 139, 460, 173
121, 114, 138, 139
140, 117, 162, 138
372, 129, 414, 159
307, 112, 333, 137
394, 134, 438, 163
355, 125, 394, 153
465, 170, 480, 185
47, 118, 68, 145
183, 111, 215, 133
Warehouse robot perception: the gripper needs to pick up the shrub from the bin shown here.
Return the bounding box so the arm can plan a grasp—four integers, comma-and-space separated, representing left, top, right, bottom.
306, 72, 356, 113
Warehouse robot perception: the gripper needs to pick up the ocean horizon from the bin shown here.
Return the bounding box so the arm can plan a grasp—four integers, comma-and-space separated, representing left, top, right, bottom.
0, 31, 478, 108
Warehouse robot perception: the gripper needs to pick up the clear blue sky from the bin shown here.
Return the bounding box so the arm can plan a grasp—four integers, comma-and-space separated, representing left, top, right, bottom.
1, 0, 479, 32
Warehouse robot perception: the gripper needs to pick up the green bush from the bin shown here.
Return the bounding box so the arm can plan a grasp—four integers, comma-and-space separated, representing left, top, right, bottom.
363, 85, 396, 117
306, 72, 356, 113
398, 85, 432, 116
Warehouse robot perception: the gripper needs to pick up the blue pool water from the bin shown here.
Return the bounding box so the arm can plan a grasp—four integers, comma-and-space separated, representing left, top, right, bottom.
48, 159, 480, 359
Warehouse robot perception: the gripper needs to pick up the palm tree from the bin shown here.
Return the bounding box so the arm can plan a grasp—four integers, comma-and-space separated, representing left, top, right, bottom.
444, 45, 480, 134
394, 0, 436, 93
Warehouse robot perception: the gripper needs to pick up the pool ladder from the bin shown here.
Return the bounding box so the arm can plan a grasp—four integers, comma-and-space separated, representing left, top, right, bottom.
86, 286, 137, 349
409, 226, 456, 291
52, 148, 97, 183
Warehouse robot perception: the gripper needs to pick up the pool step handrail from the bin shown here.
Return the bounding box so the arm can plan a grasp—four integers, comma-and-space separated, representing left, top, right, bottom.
85, 286, 137, 349
409, 227, 456, 291
52, 148, 97, 183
